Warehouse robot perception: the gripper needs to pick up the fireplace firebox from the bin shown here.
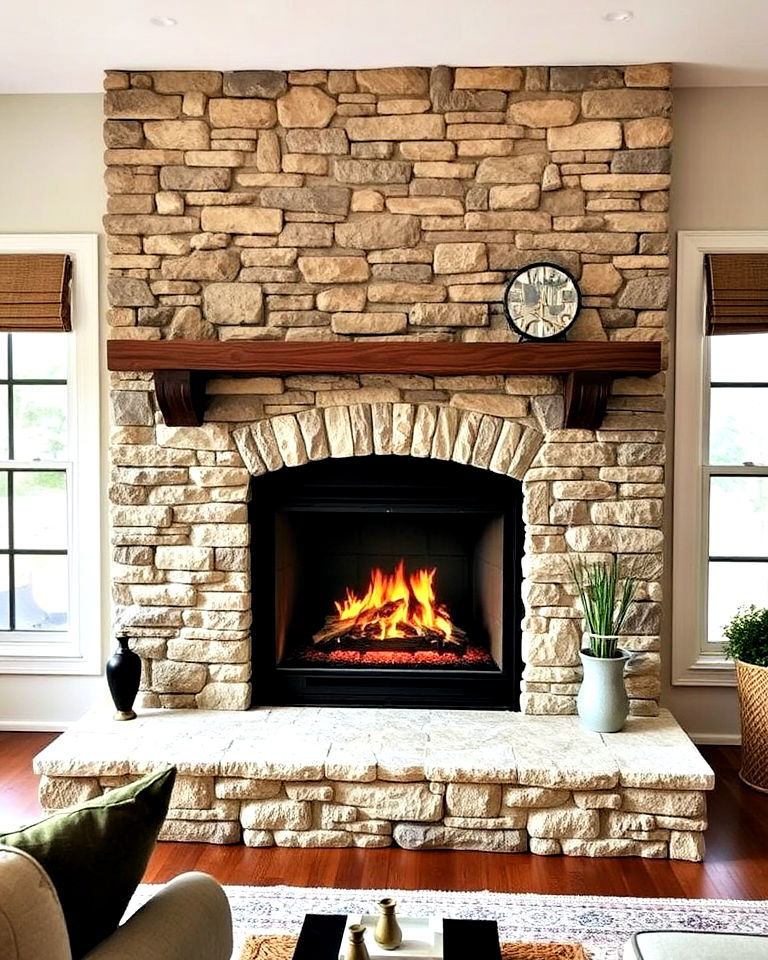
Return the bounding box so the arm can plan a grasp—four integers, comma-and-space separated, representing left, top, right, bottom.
250, 457, 524, 709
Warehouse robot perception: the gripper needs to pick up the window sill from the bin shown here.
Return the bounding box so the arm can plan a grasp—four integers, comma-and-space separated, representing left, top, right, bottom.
673, 654, 737, 687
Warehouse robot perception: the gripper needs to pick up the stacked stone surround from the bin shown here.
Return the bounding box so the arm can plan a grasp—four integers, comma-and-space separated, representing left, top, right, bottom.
34, 708, 713, 860
104, 63, 671, 714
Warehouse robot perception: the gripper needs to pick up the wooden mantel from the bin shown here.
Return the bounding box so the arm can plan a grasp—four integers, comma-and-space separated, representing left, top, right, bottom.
107, 339, 663, 430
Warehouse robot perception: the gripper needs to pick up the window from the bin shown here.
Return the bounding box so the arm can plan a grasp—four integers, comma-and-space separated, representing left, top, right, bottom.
0, 235, 100, 674
673, 232, 768, 685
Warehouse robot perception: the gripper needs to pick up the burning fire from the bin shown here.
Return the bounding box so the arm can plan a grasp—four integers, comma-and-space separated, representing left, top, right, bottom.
313, 560, 464, 648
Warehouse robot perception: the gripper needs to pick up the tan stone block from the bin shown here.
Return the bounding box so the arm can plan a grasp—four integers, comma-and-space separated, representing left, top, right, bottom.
159, 820, 241, 843
368, 282, 445, 303
351, 189, 385, 212
336, 214, 420, 250
332, 312, 407, 335
335, 158, 411, 184
152, 71, 222, 95
623, 64, 671, 87
400, 141, 456, 161
239, 798, 310, 830
454, 67, 523, 90
412, 161, 475, 179
450, 393, 526, 418
581, 263, 622, 295
516, 232, 637, 254
668, 830, 704, 861
410, 303, 487, 327
581, 173, 671, 191
346, 114, 445, 142
445, 783, 502, 818
105, 89, 181, 119
143, 120, 209, 150
274, 830, 352, 848
333, 780, 443, 821
622, 789, 706, 819
433, 242, 487, 274
204, 283, 263, 325
488, 184, 541, 210
297, 256, 369, 283
528, 805, 600, 839
195, 681, 251, 709
394, 823, 526, 852
582, 89, 672, 119
200, 206, 282, 234
242, 829, 274, 847
604, 212, 668, 232
355, 68, 430, 96
39, 776, 101, 809
316, 286, 367, 312
387, 197, 463, 216
561, 837, 666, 858
547, 122, 622, 151
209, 98, 276, 129
275, 87, 336, 128
624, 117, 673, 149
573, 791, 623, 810
475, 154, 548, 184
507, 98, 579, 128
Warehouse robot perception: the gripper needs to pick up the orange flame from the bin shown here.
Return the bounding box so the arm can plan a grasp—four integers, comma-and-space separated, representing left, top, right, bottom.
333, 560, 454, 642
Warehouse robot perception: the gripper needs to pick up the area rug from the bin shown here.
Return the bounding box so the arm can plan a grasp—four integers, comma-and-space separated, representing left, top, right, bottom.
238, 933, 587, 960
128, 885, 768, 960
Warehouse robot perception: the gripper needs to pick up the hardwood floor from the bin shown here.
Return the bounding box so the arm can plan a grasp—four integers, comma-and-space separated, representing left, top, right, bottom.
2, 733, 767, 899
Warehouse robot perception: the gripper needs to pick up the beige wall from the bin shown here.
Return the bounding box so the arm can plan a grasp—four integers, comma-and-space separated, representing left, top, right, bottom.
0, 94, 106, 729
1, 87, 765, 735
664, 86, 768, 742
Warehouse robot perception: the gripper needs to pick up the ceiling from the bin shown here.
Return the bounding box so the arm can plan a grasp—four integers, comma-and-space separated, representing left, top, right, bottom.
3, 0, 768, 94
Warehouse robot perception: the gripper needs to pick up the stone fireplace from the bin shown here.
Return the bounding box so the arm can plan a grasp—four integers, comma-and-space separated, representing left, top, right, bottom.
104, 62, 670, 718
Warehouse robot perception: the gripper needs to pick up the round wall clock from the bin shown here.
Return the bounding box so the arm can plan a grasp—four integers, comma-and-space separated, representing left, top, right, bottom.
503, 262, 581, 341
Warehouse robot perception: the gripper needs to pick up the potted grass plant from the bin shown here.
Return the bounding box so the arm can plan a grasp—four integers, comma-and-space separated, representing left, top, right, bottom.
570, 557, 638, 733
723, 605, 768, 793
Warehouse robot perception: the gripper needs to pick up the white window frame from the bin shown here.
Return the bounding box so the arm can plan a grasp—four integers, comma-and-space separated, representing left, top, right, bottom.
672, 230, 768, 686
0, 234, 101, 675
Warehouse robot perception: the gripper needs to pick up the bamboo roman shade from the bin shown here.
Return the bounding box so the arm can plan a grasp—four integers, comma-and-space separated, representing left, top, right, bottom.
705, 253, 768, 335
0, 254, 72, 331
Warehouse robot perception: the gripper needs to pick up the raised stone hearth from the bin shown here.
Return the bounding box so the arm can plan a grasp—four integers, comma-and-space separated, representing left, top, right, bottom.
34, 707, 713, 860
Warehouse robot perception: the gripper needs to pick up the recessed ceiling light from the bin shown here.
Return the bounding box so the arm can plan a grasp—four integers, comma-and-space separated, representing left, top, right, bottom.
603, 9, 634, 21
150, 15, 178, 27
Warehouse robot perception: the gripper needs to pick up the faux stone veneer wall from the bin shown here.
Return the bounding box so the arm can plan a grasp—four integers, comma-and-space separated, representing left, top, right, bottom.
104, 64, 671, 713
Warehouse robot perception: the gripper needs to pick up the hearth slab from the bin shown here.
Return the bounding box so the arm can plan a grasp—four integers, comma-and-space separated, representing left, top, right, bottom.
32, 705, 713, 860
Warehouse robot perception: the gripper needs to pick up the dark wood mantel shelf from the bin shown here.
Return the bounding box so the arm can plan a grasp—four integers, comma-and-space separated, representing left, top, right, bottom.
107, 339, 662, 429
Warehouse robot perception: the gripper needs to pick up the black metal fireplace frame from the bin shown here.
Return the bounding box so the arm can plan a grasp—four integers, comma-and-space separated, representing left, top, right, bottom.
249, 456, 524, 710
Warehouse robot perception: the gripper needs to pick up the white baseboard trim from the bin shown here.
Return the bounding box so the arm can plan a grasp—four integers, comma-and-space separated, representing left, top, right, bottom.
689, 732, 741, 746
0, 720, 69, 733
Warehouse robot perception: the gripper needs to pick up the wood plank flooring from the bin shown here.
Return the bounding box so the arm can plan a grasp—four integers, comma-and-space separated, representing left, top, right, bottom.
2, 733, 766, 899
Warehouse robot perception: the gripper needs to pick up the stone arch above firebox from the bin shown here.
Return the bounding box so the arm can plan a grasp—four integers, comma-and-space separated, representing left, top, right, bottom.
232, 402, 545, 482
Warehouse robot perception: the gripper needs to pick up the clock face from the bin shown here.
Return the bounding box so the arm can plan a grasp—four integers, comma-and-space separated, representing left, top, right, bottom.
503, 263, 581, 341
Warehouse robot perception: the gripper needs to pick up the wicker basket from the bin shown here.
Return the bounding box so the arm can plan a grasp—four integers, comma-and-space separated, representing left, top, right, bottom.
736, 659, 768, 793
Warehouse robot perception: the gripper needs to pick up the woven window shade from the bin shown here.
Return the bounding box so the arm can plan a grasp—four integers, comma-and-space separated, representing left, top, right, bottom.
0, 254, 72, 331
705, 253, 768, 335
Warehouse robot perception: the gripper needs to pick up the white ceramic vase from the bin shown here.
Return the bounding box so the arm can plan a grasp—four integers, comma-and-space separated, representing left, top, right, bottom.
577, 636, 631, 733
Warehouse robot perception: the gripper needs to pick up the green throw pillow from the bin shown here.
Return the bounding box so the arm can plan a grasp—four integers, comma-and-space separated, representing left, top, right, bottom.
0, 765, 175, 960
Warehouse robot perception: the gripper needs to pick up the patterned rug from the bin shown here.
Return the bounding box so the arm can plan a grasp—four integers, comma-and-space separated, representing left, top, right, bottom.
129, 884, 768, 960
238, 933, 587, 960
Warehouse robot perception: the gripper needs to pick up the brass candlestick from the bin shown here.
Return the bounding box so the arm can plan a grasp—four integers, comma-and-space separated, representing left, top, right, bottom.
374, 898, 403, 950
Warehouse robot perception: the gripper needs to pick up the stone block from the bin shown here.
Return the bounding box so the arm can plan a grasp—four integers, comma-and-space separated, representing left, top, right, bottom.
433, 242, 487, 274
298, 256, 369, 283
332, 781, 443, 821
336, 214, 420, 250
445, 783, 502, 818
105, 90, 181, 119
547, 122, 622, 151
260, 186, 350, 215
171, 775, 214, 809
356, 68, 430, 96
454, 67, 523, 90
200, 206, 282, 235
582, 89, 672, 119
223, 70, 287, 98
274, 830, 352, 848
241, 798, 312, 830
209, 98, 276, 128
39, 776, 101, 808
243, 829, 275, 847
527, 805, 600, 839
507, 99, 579, 127
476, 154, 549, 184
621, 789, 706, 819
159, 820, 241, 843
277, 87, 336, 128
215, 778, 282, 800
560, 837, 666, 858
394, 823, 526, 853
502, 786, 571, 809
161, 250, 241, 281
346, 115, 445, 142
204, 283, 264, 325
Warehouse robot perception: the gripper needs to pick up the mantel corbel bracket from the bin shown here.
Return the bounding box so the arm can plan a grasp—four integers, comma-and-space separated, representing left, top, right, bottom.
154, 370, 206, 427
563, 371, 613, 430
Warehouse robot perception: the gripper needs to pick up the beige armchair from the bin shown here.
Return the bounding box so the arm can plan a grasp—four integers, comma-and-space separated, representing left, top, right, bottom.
0, 844, 233, 960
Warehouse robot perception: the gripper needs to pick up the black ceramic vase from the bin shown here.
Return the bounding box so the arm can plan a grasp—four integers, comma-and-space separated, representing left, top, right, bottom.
106, 633, 141, 721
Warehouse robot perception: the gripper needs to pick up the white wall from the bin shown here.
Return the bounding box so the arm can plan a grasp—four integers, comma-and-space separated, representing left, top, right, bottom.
664, 87, 768, 742
0, 87, 765, 736
0, 94, 107, 729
